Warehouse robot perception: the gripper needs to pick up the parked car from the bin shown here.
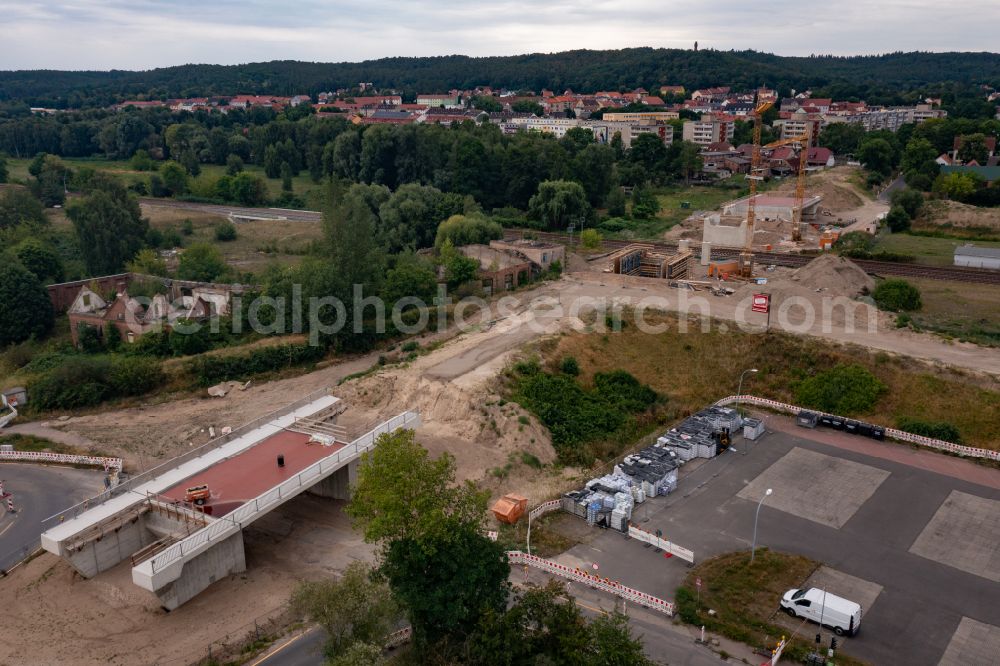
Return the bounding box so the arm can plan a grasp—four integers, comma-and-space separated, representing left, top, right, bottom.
780, 588, 862, 636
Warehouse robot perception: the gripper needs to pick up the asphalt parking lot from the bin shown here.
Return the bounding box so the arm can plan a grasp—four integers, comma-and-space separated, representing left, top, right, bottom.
552, 413, 1000, 666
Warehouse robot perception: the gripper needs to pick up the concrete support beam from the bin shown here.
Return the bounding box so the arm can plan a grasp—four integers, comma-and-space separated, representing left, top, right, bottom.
66, 515, 152, 578
153, 531, 246, 611
307, 460, 357, 500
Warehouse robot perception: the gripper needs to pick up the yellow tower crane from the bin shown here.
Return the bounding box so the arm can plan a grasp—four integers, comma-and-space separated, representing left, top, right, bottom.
763, 133, 811, 242
738, 100, 775, 278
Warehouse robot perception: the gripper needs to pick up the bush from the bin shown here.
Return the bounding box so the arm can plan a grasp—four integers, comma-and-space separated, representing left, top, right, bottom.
559, 356, 580, 376
76, 323, 103, 353
795, 364, 886, 415
30, 357, 113, 409
897, 417, 962, 444
109, 356, 165, 396
181, 219, 194, 235
186, 343, 326, 386
599, 217, 629, 232
580, 228, 602, 249
890, 188, 924, 219
885, 206, 911, 233
214, 221, 238, 241
873, 279, 922, 312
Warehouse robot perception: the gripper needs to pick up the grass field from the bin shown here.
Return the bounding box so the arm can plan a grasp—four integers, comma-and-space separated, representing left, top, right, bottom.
676, 550, 867, 665
899, 277, 1000, 347
872, 232, 1000, 267
537, 312, 1000, 450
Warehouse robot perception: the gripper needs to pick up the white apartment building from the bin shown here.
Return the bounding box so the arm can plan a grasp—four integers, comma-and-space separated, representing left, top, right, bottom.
773, 112, 822, 145
602, 111, 680, 123
682, 115, 735, 145
599, 121, 675, 148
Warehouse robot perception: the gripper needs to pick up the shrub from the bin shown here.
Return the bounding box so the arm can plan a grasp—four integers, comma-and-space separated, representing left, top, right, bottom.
214, 221, 238, 241
795, 364, 886, 415
30, 357, 113, 409
885, 206, 911, 233
185, 343, 326, 386
890, 188, 924, 219
401, 340, 420, 353
559, 356, 580, 376
873, 279, 922, 312
598, 217, 629, 232
109, 356, 165, 396
76, 323, 103, 353
896, 417, 962, 444
580, 228, 603, 249
181, 219, 194, 235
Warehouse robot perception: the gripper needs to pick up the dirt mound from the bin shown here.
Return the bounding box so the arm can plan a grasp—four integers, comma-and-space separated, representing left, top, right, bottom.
791, 254, 875, 297
772, 167, 868, 214
922, 200, 1000, 231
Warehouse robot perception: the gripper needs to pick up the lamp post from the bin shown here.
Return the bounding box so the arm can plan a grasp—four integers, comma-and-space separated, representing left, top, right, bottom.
750, 488, 773, 564
736, 368, 758, 414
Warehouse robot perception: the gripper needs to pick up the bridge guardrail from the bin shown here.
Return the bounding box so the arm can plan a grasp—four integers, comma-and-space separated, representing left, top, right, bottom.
147, 410, 420, 574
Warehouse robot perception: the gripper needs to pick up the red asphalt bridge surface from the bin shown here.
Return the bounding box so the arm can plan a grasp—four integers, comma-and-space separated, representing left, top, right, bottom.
161, 430, 344, 517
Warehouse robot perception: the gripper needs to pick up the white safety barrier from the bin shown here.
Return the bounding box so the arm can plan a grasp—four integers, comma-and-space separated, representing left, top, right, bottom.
528, 499, 561, 522
0, 394, 16, 429
627, 525, 695, 563
507, 550, 675, 616
716, 395, 1000, 462
0, 450, 123, 470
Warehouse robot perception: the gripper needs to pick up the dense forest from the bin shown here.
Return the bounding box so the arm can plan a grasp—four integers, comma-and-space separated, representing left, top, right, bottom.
3, 49, 1000, 108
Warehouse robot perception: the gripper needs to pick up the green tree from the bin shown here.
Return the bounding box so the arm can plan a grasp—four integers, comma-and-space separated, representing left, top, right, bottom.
672, 140, 704, 184
230, 172, 269, 206
225, 154, 244, 175
873, 279, 922, 311
933, 171, 980, 201
605, 187, 627, 217
511, 100, 544, 116
177, 242, 229, 282
890, 188, 924, 219
327, 642, 385, 666
214, 221, 237, 241
885, 206, 911, 233
528, 180, 590, 231
434, 213, 503, 248
857, 138, 895, 176
630, 185, 661, 219
378, 183, 452, 252
346, 428, 489, 546
438, 238, 480, 289
291, 561, 400, 657
12, 238, 64, 283
471, 95, 503, 113
818, 123, 866, 156
0, 154, 8, 183
281, 161, 294, 192
796, 364, 886, 414
159, 160, 189, 196
67, 181, 148, 275
957, 133, 990, 164
383, 253, 439, 305
129, 150, 156, 171
127, 248, 168, 276
0, 261, 55, 345
323, 184, 386, 295
900, 138, 939, 183
0, 188, 46, 230
32, 156, 71, 207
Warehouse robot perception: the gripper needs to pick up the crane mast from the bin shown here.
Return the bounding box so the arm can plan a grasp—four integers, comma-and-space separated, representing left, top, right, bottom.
738, 100, 774, 278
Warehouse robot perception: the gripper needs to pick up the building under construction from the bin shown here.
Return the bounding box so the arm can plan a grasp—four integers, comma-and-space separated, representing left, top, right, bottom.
605, 243, 692, 279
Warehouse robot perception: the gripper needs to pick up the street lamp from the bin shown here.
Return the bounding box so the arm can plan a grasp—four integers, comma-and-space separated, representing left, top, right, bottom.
737, 368, 758, 456
750, 487, 773, 564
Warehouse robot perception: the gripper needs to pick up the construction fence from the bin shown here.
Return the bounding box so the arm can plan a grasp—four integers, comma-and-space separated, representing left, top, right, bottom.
717, 395, 1000, 462
0, 450, 123, 470
508, 550, 676, 616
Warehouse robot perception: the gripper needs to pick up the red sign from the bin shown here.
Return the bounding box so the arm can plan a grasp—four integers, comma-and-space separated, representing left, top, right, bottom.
752, 293, 770, 314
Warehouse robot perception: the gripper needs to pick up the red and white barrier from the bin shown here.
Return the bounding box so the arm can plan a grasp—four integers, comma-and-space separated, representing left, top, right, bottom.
529, 499, 562, 522
507, 550, 676, 616
0, 450, 123, 471
0, 394, 16, 429
716, 395, 1000, 462
627, 525, 695, 563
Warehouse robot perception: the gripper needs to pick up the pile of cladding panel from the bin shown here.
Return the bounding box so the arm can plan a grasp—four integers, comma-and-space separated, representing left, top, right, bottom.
657, 406, 743, 461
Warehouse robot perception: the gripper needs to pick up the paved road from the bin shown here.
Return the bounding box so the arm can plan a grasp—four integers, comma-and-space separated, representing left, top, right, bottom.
878, 175, 907, 203
0, 463, 106, 571
558, 415, 1000, 666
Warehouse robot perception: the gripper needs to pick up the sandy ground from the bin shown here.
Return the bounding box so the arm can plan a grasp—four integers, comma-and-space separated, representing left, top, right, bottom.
920, 199, 1000, 232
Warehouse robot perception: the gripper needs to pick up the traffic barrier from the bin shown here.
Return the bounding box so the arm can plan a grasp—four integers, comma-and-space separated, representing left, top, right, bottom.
0, 394, 16, 429
507, 550, 676, 616
716, 395, 1000, 462
528, 499, 561, 522
0, 450, 123, 470
627, 524, 695, 563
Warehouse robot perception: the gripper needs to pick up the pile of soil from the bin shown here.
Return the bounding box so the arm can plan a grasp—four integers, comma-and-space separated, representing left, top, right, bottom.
791, 254, 875, 297
922, 200, 1000, 231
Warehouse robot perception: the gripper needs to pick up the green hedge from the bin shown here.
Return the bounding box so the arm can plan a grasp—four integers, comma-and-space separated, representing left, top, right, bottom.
795, 364, 886, 415
30, 356, 165, 410
897, 417, 962, 444
185, 343, 326, 386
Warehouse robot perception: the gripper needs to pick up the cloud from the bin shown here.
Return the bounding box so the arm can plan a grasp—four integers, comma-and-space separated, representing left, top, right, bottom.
2, 0, 998, 70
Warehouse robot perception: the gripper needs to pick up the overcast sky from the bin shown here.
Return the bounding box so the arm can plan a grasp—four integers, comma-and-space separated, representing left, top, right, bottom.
3, 0, 998, 71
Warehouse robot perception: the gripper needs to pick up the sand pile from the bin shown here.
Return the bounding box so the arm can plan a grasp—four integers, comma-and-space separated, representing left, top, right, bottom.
791, 254, 875, 297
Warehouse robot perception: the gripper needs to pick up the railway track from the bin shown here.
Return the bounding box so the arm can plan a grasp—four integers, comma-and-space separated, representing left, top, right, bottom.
507, 230, 1000, 285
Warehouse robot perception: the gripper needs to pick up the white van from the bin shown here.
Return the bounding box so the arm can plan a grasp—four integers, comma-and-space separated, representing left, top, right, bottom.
780, 588, 862, 636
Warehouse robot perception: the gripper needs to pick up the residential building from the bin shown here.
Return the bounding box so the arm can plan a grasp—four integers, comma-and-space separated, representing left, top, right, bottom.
602, 111, 679, 123
417, 93, 460, 107
774, 111, 822, 146
659, 85, 686, 97
599, 121, 674, 148
682, 114, 735, 145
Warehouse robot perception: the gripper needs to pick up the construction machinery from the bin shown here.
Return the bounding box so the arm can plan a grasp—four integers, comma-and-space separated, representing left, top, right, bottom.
738, 99, 775, 278
184, 484, 210, 506
763, 133, 811, 242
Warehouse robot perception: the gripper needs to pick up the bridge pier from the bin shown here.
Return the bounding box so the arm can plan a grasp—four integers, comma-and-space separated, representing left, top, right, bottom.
307, 459, 357, 500
66, 513, 153, 578
153, 531, 246, 611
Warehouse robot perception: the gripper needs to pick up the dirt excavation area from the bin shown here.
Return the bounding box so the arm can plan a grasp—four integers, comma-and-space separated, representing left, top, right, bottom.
919, 199, 1000, 233
3, 255, 1000, 665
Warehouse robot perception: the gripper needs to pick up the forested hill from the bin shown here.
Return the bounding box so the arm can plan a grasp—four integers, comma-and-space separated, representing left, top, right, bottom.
4, 49, 1000, 108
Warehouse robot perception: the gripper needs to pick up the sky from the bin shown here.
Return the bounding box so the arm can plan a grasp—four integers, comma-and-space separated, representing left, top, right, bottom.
2, 0, 999, 71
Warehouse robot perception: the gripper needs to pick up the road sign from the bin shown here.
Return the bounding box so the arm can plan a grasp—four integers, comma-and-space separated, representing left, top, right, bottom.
752, 293, 771, 314
592, 563, 599, 571
696, 577, 702, 588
